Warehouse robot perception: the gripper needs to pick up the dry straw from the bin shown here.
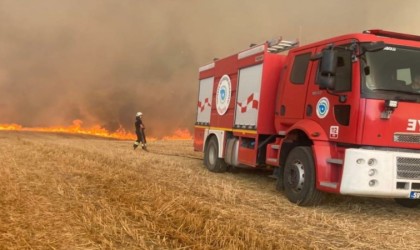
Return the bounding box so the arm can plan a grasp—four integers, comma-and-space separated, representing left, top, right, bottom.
0, 131, 420, 249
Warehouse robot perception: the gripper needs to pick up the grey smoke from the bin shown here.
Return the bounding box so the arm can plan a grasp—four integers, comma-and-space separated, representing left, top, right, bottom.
0, 0, 419, 137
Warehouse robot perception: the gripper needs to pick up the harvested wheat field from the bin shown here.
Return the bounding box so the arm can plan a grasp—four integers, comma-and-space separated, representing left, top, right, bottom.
0, 131, 420, 249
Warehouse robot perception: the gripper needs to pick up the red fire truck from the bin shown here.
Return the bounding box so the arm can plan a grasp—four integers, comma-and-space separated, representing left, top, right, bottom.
194, 30, 420, 207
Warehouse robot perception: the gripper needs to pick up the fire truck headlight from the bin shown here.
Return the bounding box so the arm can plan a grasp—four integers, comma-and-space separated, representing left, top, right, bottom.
368, 169, 377, 176
356, 158, 365, 165
367, 158, 377, 166
369, 179, 377, 187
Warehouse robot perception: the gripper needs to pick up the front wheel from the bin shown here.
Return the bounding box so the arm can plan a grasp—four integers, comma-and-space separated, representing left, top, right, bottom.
283, 146, 325, 206
204, 137, 227, 173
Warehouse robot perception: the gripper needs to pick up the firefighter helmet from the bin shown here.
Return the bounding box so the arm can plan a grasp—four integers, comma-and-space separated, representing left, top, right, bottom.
136, 112, 143, 117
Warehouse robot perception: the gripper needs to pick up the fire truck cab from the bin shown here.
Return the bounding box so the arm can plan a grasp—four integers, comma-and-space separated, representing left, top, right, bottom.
194, 30, 420, 207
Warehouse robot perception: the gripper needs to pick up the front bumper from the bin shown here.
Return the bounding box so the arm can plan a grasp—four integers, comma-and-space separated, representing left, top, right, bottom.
340, 148, 420, 198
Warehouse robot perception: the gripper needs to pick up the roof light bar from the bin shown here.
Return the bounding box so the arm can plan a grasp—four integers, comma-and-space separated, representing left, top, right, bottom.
363, 29, 420, 42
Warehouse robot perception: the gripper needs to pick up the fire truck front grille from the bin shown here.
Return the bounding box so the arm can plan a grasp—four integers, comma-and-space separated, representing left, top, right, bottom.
397, 157, 420, 179
394, 133, 420, 144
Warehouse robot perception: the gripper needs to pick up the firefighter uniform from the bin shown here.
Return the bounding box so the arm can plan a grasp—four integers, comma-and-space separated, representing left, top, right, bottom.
133, 112, 147, 150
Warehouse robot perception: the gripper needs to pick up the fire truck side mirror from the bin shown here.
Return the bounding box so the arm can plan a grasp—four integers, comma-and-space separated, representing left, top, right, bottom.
317, 49, 337, 90
357, 41, 385, 59
362, 41, 386, 53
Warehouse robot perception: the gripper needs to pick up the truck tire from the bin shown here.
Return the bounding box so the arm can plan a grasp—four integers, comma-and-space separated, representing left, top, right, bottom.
283, 146, 325, 206
394, 198, 420, 208
204, 137, 227, 173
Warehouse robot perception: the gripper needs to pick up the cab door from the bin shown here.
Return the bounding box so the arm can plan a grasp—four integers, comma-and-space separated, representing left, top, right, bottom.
277, 48, 317, 128
305, 40, 361, 144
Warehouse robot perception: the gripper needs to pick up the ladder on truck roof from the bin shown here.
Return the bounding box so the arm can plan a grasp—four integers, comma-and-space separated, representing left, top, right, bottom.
266, 38, 299, 53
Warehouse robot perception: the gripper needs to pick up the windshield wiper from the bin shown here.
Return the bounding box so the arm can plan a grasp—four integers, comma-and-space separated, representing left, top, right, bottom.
371, 88, 420, 102
395, 95, 418, 102
372, 88, 418, 95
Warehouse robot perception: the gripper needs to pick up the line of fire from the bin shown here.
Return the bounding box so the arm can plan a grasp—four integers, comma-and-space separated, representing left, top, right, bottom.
0, 119, 192, 141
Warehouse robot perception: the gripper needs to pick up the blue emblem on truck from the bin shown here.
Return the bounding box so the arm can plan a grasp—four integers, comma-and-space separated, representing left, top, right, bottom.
316, 97, 329, 119
216, 75, 231, 115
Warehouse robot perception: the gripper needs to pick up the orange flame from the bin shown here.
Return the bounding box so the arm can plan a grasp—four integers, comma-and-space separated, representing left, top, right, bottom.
162, 129, 193, 140
0, 120, 192, 141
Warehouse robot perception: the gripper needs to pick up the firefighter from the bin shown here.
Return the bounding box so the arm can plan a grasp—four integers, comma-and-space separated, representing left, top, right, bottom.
133, 112, 147, 151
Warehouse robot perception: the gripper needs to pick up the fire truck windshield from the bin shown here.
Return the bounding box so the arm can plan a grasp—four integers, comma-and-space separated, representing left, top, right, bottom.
362, 45, 420, 101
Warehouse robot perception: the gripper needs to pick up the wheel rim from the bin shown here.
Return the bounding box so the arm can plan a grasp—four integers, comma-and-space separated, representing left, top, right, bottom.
287, 160, 305, 192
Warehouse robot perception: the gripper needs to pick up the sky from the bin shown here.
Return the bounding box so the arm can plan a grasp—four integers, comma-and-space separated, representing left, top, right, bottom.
0, 0, 419, 137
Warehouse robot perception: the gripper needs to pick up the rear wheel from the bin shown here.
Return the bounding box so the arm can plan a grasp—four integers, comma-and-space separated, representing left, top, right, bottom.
394, 198, 420, 208
283, 146, 325, 206
204, 137, 227, 173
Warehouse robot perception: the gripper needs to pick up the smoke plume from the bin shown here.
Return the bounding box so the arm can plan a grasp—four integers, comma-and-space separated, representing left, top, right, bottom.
0, 0, 419, 137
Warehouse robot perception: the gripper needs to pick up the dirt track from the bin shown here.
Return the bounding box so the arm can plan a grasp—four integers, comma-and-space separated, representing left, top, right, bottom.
0, 131, 419, 249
